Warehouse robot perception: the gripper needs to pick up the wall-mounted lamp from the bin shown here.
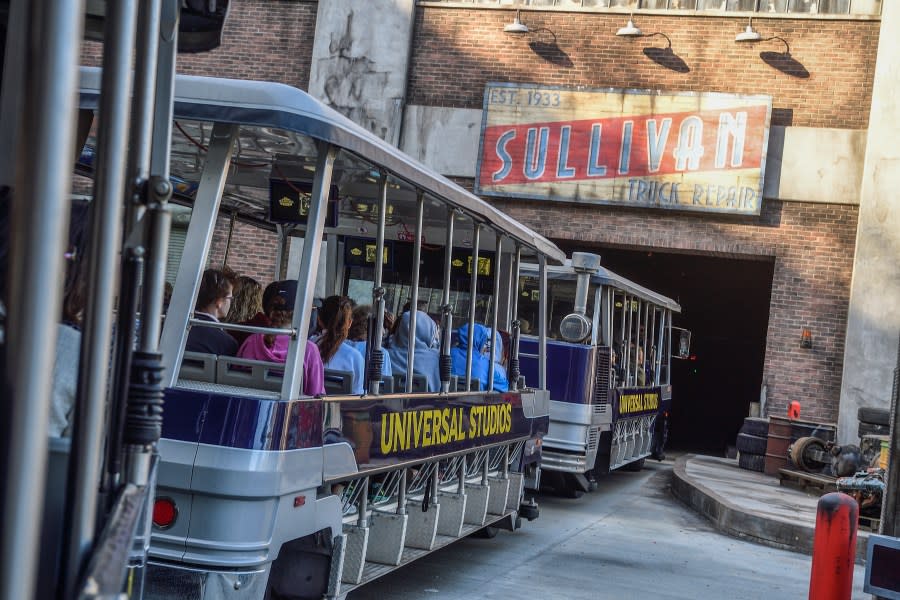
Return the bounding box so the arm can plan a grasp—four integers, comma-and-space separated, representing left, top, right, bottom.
800, 328, 813, 349
734, 17, 762, 43
616, 14, 643, 37
504, 9, 529, 34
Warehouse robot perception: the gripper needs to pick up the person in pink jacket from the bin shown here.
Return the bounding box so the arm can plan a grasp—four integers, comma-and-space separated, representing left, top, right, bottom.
238, 280, 325, 397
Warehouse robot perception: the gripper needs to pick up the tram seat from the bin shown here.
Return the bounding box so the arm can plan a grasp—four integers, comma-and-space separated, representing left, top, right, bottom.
179, 351, 217, 383
380, 376, 394, 393
324, 369, 353, 395
392, 373, 428, 393
217, 356, 284, 392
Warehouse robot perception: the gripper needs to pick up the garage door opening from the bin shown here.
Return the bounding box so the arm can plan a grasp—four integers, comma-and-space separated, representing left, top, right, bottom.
556, 243, 774, 455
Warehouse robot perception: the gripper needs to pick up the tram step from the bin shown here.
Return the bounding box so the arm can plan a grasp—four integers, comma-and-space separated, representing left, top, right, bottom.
365, 510, 408, 566
404, 499, 440, 551
463, 483, 489, 526
340, 524, 369, 585
486, 477, 511, 516
436, 491, 467, 537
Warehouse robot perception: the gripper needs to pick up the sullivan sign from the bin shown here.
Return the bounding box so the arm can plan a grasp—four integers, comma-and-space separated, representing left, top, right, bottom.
475, 83, 772, 216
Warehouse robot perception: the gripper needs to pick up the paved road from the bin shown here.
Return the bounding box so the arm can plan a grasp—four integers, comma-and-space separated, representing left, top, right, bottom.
348, 459, 869, 599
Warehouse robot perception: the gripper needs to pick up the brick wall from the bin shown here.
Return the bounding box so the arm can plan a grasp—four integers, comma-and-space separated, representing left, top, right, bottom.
82, 0, 317, 88
207, 216, 280, 285
409, 8, 879, 129
489, 196, 858, 423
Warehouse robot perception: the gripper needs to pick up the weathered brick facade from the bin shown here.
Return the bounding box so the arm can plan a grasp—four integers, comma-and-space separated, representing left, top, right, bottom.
409, 8, 879, 129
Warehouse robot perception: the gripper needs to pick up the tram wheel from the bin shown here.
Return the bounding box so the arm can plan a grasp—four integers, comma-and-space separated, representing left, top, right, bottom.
474, 525, 500, 539
622, 458, 645, 472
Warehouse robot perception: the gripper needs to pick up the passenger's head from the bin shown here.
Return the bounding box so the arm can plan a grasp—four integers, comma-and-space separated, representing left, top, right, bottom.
316, 295, 353, 362
457, 323, 489, 353
394, 310, 440, 350
264, 279, 298, 327
225, 275, 263, 323
196, 268, 237, 319
348, 304, 372, 342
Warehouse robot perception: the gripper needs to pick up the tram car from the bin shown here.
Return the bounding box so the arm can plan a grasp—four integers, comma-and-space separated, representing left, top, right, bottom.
72, 68, 565, 599
517, 253, 689, 497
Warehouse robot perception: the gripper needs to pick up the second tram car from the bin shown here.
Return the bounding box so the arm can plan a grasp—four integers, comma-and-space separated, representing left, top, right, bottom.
517, 253, 689, 497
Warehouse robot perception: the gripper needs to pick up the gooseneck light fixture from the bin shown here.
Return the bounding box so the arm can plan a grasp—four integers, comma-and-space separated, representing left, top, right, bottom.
735, 17, 762, 42
504, 9, 529, 34
616, 13, 643, 37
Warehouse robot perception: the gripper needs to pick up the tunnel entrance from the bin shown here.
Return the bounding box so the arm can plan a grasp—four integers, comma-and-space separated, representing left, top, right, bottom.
555, 242, 775, 455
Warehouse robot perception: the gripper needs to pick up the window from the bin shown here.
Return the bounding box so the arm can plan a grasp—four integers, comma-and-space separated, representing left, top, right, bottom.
424, 0, 878, 15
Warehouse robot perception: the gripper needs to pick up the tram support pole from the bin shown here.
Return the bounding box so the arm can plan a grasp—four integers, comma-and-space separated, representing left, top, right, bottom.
808, 492, 858, 600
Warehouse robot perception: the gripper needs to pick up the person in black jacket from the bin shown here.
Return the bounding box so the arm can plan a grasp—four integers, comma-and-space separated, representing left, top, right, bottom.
185, 268, 239, 355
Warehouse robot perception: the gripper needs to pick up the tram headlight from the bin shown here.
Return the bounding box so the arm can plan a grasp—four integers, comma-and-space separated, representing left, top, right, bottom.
559, 313, 591, 343
153, 497, 178, 530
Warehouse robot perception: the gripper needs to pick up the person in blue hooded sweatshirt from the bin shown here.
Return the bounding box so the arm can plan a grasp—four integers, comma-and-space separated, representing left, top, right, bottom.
451, 323, 509, 392
386, 310, 441, 392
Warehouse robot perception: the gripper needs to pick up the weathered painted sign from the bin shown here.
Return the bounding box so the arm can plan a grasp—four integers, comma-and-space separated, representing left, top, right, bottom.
475, 83, 772, 215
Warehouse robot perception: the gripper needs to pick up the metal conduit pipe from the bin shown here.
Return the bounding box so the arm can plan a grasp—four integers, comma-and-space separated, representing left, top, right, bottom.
1, 2, 87, 599
64, 2, 139, 597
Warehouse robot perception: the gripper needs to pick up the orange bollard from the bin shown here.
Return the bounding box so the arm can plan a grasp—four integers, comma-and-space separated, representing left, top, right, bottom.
788, 401, 801, 419
808, 492, 858, 600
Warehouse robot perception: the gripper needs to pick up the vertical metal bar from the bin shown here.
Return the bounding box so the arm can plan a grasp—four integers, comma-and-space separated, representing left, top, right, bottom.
222, 211, 236, 268
0, 0, 29, 187
274, 224, 286, 280
2, 2, 86, 599
326, 233, 339, 296
591, 285, 602, 347
159, 124, 237, 386
488, 234, 503, 391
367, 173, 389, 396
464, 224, 481, 390
406, 192, 425, 392
641, 301, 649, 384
538, 255, 548, 390
63, 1, 138, 596
439, 211, 456, 393
397, 469, 407, 515
624, 294, 634, 385
138, 0, 178, 353
283, 144, 337, 400
458, 456, 466, 493
655, 309, 665, 386
124, 0, 162, 231
504, 244, 515, 331
508, 245, 522, 391
357, 477, 370, 528
502, 445, 509, 478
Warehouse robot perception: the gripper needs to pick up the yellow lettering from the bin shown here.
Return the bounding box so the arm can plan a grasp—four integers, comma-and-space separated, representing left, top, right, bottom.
440, 408, 450, 445
380, 413, 392, 454
423, 410, 432, 447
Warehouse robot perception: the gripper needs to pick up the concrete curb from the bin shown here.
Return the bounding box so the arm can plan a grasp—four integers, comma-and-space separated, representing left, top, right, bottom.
670, 455, 868, 563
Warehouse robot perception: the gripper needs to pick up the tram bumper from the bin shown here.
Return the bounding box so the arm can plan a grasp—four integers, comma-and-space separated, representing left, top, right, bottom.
144, 561, 270, 600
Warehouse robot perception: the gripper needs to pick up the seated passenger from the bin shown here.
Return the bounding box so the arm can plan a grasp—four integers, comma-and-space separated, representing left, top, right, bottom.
225, 275, 264, 346
314, 295, 365, 395
346, 304, 392, 377
185, 268, 239, 356
51, 256, 86, 437
238, 279, 325, 396
386, 310, 441, 392
486, 327, 510, 392
451, 323, 508, 392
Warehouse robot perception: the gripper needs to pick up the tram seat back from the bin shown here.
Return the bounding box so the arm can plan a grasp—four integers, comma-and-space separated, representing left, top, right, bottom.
393, 373, 428, 393
380, 376, 395, 393
217, 356, 284, 392
179, 351, 217, 382
324, 369, 353, 395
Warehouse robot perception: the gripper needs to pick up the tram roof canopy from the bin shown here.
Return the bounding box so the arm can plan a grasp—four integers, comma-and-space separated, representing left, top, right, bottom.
521, 261, 682, 312
77, 67, 565, 264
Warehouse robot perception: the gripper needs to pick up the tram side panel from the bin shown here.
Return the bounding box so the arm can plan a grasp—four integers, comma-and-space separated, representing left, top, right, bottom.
520, 337, 664, 481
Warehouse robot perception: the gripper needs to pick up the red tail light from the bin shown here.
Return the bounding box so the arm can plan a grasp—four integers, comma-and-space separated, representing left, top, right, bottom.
153, 497, 178, 529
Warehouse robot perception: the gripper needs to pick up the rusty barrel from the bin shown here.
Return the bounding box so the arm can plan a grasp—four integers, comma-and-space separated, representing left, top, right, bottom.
764, 416, 836, 475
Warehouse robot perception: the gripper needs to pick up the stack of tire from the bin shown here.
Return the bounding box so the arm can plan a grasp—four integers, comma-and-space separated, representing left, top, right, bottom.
736, 417, 769, 473
858, 406, 890, 438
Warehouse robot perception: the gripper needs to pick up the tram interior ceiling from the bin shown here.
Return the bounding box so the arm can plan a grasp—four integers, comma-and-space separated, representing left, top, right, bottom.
557, 243, 774, 454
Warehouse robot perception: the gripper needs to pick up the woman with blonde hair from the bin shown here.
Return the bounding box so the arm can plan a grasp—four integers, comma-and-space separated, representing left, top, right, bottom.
225, 275, 264, 346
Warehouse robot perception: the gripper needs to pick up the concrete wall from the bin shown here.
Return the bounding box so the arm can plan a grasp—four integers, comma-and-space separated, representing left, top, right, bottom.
838, 0, 900, 443
308, 0, 416, 145
402, 105, 866, 206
